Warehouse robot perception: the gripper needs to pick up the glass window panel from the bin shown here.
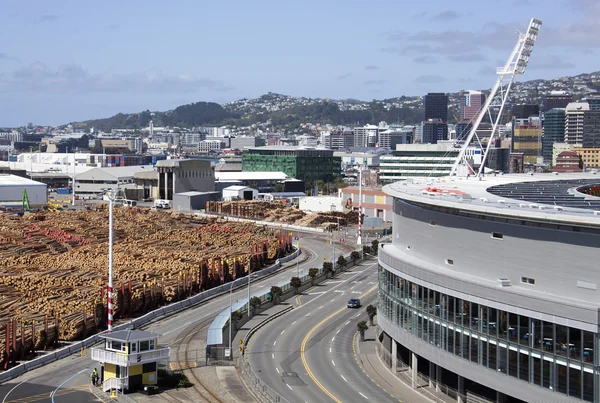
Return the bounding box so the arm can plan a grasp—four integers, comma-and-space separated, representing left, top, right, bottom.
583, 369, 594, 402
569, 367, 582, 399
556, 363, 568, 394
508, 348, 518, 378
448, 296, 456, 323
481, 340, 488, 368
532, 319, 542, 350
518, 350, 529, 381
497, 344, 507, 374
532, 356, 541, 386
499, 310, 508, 340
556, 324, 568, 357
569, 328, 581, 361
470, 334, 478, 364
543, 321, 554, 354
447, 327, 455, 355
508, 313, 518, 342
488, 342, 497, 371
519, 315, 530, 346
583, 331, 594, 364
488, 307, 498, 337
542, 359, 553, 389
461, 333, 469, 360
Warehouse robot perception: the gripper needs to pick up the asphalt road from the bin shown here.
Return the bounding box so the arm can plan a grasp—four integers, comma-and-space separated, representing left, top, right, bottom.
245, 260, 395, 403
0, 232, 354, 403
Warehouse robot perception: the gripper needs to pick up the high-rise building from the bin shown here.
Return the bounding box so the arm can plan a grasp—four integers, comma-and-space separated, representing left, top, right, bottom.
421, 120, 448, 144
582, 93, 600, 111
542, 108, 566, 163
459, 90, 486, 121
543, 91, 572, 112
322, 131, 354, 149
424, 93, 448, 122
378, 128, 413, 149
353, 125, 378, 148
565, 102, 589, 145
512, 117, 542, 165
583, 110, 600, 148
511, 104, 539, 119
455, 122, 473, 141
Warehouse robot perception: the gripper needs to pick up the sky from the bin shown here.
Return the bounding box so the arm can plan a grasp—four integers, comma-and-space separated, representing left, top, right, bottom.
1, 0, 600, 126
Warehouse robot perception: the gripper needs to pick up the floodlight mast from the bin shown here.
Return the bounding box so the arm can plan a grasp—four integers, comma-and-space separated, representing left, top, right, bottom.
448, 18, 542, 178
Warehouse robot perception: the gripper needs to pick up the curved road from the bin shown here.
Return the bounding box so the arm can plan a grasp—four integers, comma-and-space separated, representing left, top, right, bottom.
0, 232, 352, 403
245, 260, 398, 403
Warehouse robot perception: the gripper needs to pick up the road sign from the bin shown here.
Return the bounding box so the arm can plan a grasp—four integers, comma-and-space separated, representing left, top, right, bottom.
225, 348, 231, 358
240, 339, 244, 345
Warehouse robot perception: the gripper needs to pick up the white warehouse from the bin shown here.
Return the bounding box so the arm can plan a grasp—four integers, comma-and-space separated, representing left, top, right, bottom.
0, 174, 48, 205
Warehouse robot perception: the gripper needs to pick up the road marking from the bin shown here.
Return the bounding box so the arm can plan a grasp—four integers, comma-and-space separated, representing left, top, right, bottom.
336, 329, 341, 334
273, 341, 277, 346
51, 367, 88, 403
331, 337, 335, 342
340, 375, 348, 382
330, 298, 335, 302
300, 280, 378, 403
305, 313, 311, 317
281, 330, 285, 335
2, 380, 26, 403
308, 291, 326, 295
292, 321, 297, 325
329, 347, 332, 353
359, 392, 369, 399
324, 281, 344, 284
345, 321, 350, 326
355, 313, 361, 318
318, 306, 323, 309
272, 353, 275, 359
276, 367, 280, 374
162, 312, 211, 336
332, 360, 335, 366
287, 384, 293, 391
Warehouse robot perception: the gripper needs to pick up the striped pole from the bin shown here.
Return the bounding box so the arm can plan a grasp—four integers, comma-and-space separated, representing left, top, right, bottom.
108, 198, 114, 332
357, 166, 363, 247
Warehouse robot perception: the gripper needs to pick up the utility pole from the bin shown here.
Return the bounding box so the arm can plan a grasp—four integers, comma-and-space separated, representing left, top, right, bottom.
108, 194, 114, 333
229, 282, 233, 360
296, 241, 301, 278
72, 149, 76, 206
247, 260, 251, 319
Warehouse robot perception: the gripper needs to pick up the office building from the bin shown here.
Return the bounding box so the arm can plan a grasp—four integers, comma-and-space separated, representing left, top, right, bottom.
573, 147, 600, 169
565, 103, 590, 145
544, 92, 572, 112
241, 146, 341, 182
322, 131, 354, 150
583, 93, 600, 111
379, 129, 413, 149
553, 151, 583, 172
511, 104, 539, 120
378, 173, 600, 403
459, 90, 486, 121
199, 140, 223, 154
583, 110, 600, 148
353, 125, 378, 148
512, 118, 542, 165
422, 120, 448, 144
542, 108, 566, 163
455, 122, 473, 141
424, 93, 448, 122
155, 159, 214, 200
230, 136, 265, 150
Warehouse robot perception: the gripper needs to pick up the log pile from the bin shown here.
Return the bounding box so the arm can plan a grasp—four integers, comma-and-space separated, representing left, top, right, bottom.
0, 208, 290, 369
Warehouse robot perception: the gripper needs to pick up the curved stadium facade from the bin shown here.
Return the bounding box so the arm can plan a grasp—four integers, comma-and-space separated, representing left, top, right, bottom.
377, 173, 600, 403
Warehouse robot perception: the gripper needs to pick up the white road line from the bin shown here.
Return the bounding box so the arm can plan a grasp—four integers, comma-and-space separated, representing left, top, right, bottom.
308, 291, 326, 295
292, 321, 297, 325
51, 367, 88, 403
332, 360, 336, 366
331, 298, 335, 302
341, 375, 348, 382
287, 384, 293, 391
305, 313, 311, 317
355, 313, 361, 318
331, 336, 335, 342
2, 380, 26, 403
329, 347, 332, 353
162, 312, 212, 336
272, 353, 275, 359
336, 329, 341, 334
281, 330, 285, 335
273, 341, 277, 346
359, 392, 369, 399
276, 367, 280, 373
345, 321, 350, 326
323, 280, 344, 284
318, 305, 323, 309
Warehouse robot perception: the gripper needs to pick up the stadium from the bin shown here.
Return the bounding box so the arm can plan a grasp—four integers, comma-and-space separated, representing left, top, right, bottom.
377, 172, 600, 402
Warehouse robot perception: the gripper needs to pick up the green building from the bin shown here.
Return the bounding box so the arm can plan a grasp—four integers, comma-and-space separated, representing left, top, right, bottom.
542, 108, 566, 164
242, 146, 341, 182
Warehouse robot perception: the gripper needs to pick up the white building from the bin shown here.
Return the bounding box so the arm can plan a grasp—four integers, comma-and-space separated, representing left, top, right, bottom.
199, 140, 223, 153
0, 174, 48, 205
75, 166, 152, 195
353, 124, 378, 148
222, 185, 258, 201
565, 102, 589, 145
334, 152, 380, 168
298, 196, 343, 213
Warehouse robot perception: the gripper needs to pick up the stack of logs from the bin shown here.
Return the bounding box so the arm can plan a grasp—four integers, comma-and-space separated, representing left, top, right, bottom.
0, 209, 294, 369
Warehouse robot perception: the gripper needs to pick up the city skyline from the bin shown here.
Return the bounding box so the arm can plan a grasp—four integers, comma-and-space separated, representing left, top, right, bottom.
1, 0, 600, 126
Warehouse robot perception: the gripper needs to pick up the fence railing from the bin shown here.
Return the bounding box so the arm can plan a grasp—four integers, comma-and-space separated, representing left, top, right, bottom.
239, 355, 290, 403
102, 376, 128, 392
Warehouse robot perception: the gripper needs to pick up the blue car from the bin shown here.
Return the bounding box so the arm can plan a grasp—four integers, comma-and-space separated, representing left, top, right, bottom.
347, 298, 361, 308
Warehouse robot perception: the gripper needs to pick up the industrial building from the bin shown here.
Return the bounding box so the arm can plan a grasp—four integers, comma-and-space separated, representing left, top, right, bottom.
339, 186, 392, 222
154, 159, 215, 200
74, 166, 152, 196
172, 191, 220, 212
0, 174, 47, 205
222, 185, 258, 201
378, 173, 600, 403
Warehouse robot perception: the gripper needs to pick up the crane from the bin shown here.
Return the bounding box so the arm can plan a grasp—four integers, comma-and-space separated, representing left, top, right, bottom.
22, 189, 31, 214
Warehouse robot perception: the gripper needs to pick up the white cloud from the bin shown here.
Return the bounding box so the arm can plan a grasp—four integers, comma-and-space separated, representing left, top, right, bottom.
0, 62, 232, 93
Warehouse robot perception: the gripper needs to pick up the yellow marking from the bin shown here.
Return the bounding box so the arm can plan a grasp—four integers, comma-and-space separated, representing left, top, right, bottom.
169, 362, 197, 370
301, 285, 378, 403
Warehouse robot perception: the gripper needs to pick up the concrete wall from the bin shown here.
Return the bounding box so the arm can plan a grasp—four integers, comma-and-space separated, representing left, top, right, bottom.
1, 184, 47, 204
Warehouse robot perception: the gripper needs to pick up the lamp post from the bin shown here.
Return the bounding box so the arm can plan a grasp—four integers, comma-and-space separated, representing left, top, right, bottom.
357, 166, 364, 258
229, 281, 233, 360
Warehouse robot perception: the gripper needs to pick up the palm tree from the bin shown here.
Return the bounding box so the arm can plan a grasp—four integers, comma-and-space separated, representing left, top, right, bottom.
357, 321, 368, 342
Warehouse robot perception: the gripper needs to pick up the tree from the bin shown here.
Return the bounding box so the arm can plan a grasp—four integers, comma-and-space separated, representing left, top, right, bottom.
371, 239, 379, 255
290, 277, 302, 294
363, 245, 373, 255
308, 268, 319, 285
350, 251, 360, 265
270, 285, 283, 304
249, 296, 261, 315
323, 261, 334, 279
337, 255, 347, 270
357, 321, 369, 342
366, 304, 377, 326
231, 310, 243, 331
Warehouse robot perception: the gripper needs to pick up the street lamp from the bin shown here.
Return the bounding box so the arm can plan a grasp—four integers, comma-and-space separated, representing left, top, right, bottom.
107, 188, 125, 332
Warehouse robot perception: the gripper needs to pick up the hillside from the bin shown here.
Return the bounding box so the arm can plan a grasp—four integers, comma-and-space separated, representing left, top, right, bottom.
71, 71, 600, 131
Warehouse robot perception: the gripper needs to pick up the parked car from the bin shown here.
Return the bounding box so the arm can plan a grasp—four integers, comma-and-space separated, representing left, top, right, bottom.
347, 298, 361, 308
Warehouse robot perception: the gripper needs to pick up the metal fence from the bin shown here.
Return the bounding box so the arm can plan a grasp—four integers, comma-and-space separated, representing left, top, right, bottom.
239, 355, 290, 403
